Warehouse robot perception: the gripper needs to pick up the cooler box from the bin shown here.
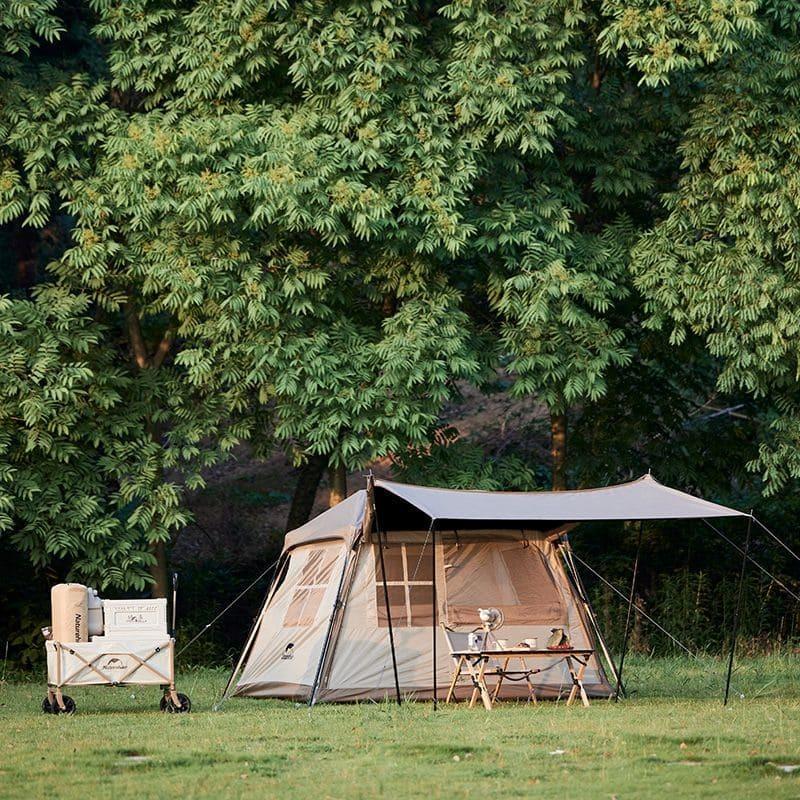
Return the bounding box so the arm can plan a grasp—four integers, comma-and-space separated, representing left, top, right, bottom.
102, 598, 168, 639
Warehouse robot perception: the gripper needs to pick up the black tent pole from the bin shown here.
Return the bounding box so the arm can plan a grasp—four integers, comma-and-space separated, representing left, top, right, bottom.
431, 520, 438, 711
370, 476, 402, 706
724, 514, 752, 706
615, 521, 643, 701
702, 518, 800, 603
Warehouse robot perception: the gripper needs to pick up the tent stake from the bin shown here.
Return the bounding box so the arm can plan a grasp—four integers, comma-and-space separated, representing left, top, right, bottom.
724, 514, 752, 706
431, 520, 437, 711
370, 476, 402, 706
615, 521, 643, 701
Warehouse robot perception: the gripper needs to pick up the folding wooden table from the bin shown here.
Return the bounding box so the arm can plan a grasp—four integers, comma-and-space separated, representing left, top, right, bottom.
445, 647, 594, 710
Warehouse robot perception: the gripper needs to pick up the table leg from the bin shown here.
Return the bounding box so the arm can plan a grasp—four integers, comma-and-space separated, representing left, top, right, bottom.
475, 658, 493, 710
491, 657, 510, 703
464, 658, 480, 708
566, 657, 578, 706
446, 656, 464, 704
576, 660, 590, 708
566, 657, 590, 707
523, 658, 538, 705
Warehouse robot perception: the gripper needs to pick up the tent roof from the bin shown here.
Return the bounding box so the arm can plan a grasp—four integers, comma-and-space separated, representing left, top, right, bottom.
282, 490, 367, 553
374, 474, 747, 523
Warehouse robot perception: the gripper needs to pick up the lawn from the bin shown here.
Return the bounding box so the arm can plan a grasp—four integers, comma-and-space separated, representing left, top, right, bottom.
1, 655, 799, 799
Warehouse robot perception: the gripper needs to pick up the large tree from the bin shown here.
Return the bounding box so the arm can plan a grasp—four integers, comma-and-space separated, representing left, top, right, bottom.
1, 0, 796, 598
632, 6, 800, 495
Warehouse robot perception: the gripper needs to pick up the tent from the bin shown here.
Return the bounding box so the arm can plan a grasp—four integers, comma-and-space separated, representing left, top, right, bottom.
229, 474, 746, 704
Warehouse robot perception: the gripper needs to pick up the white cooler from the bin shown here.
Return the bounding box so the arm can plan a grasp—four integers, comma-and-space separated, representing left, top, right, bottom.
102, 598, 168, 639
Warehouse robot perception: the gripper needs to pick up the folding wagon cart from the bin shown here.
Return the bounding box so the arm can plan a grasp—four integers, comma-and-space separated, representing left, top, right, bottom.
43, 637, 190, 714
42, 580, 191, 715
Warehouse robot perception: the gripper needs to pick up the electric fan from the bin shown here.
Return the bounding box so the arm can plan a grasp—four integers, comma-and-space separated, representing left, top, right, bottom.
478, 607, 504, 631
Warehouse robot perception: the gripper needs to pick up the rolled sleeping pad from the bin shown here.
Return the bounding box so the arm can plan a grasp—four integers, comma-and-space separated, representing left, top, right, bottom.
51, 583, 89, 643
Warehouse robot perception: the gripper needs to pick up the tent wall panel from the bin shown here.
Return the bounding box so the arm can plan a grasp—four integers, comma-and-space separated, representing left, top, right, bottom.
235, 541, 348, 699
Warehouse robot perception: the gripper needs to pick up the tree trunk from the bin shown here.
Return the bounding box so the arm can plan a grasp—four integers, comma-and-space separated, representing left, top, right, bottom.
550, 411, 567, 491
126, 305, 177, 599
286, 453, 328, 532
329, 462, 347, 507
149, 540, 170, 598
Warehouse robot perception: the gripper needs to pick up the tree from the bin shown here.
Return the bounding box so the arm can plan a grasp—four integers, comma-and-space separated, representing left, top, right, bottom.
471, 0, 762, 489
632, 7, 800, 495
0, 0, 795, 599
0, 1, 483, 590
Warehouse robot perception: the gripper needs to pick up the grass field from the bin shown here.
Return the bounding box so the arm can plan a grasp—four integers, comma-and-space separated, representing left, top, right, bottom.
2, 655, 799, 799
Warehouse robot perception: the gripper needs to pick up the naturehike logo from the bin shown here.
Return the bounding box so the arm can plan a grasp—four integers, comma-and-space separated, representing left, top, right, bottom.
103, 657, 127, 670
281, 643, 295, 660
74, 613, 82, 641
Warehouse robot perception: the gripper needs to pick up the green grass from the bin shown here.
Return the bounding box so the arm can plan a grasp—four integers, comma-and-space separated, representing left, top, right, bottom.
2, 655, 799, 799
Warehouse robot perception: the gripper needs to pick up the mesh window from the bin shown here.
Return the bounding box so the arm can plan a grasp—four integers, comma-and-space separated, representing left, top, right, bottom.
374, 544, 438, 627
283, 548, 339, 628
409, 585, 436, 627
444, 542, 565, 626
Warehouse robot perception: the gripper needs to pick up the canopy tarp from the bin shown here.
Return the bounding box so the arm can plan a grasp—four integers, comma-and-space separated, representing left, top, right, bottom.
375, 474, 746, 523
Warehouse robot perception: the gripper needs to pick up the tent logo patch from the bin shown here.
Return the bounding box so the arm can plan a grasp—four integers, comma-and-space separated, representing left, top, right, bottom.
281, 643, 295, 660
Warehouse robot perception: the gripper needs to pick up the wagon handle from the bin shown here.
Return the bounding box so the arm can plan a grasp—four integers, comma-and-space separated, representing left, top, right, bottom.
171, 572, 178, 639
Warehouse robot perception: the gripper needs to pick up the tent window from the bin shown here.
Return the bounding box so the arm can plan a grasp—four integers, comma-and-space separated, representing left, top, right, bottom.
443, 542, 565, 626
375, 544, 437, 627
283, 548, 338, 628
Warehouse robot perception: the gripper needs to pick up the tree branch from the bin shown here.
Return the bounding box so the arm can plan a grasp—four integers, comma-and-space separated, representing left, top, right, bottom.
125, 300, 176, 370
125, 301, 151, 369
151, 325, 176, 369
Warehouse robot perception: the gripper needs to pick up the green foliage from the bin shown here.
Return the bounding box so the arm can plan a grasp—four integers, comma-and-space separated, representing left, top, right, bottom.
393, 426, 545, 490
2, 0, 800, 595
1, 1, 63, 59
632, 16, 800, 493
493, 221, 636, 412
599, 0, 760, 86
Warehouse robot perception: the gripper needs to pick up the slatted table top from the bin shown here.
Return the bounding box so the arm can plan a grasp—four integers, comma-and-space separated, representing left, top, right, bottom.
451, 648, 594, 657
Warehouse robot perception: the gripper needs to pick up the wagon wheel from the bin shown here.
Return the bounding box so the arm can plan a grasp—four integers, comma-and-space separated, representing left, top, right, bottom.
160, 692, 191, 713
43, 695, 76, 715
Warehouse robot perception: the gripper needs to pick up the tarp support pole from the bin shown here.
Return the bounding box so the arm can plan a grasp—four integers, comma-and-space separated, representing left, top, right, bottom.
371, 476, 402, 706
724, 514, 752, 706
615, 521, 643, 701
560, 537, 621, 692
431, 520, 438, 711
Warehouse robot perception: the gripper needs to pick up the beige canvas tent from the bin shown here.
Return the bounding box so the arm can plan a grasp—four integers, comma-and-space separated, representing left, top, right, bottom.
228, 474, 746, 704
